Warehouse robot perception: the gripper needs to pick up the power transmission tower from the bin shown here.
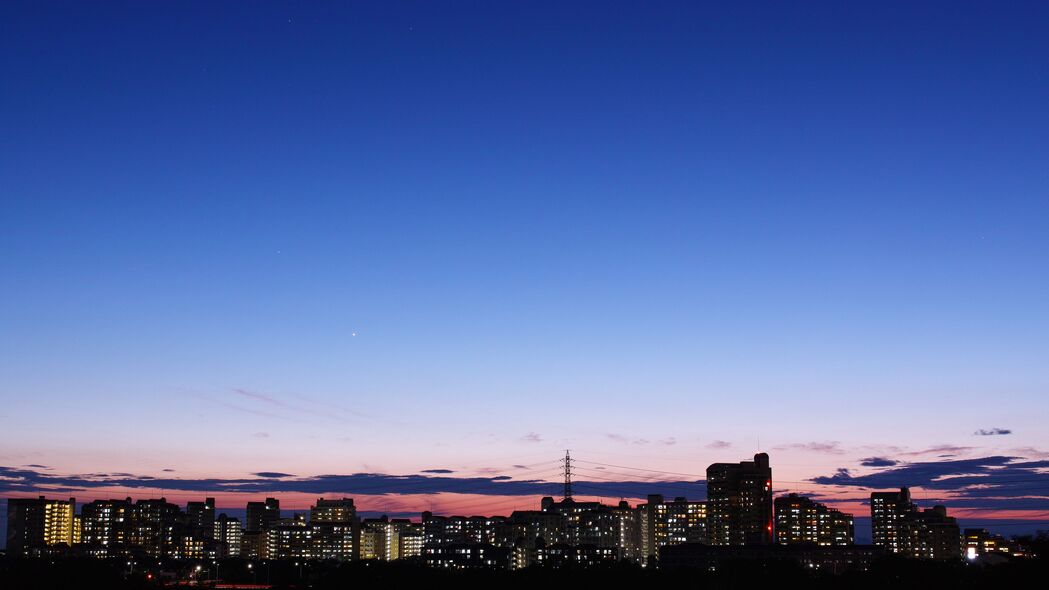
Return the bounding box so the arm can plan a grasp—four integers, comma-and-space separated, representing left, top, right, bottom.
561, 449, 573, 501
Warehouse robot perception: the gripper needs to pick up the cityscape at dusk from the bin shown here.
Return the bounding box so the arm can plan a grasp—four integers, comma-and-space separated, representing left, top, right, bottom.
2, 0, 1048, 586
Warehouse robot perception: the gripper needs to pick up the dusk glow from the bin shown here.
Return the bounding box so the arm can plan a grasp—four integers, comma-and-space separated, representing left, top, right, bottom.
2, 1, 1048, 583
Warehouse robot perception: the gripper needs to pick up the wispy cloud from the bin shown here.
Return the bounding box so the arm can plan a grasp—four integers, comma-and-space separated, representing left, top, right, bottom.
775, 441, 845, 455
214, 400, 288, 421
1010, 447, 1049, 459
221, 388, 372, 425
520, 432, 543, 443
253, 472, 294, 478
706, 440, 732, 450
421, 469, 455, 474
898, 445, 975, 457
233, 388, 287, 407
606, 433, 659, 446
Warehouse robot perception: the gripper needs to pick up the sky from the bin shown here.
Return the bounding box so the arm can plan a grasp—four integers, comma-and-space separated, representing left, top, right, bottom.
1, 1, 1048, 543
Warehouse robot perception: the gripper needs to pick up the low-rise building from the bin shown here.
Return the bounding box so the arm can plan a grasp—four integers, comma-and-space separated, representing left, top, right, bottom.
963, 528, 1027, 559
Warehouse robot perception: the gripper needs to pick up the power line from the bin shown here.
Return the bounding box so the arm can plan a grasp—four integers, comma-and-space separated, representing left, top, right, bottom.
574, 459, 705, 478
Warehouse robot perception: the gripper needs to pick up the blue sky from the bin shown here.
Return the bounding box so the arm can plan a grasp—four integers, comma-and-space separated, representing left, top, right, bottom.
1, 1, 1048, 531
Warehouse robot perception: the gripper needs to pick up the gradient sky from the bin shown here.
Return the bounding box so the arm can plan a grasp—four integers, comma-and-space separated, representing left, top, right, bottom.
2, 1, 1048, 540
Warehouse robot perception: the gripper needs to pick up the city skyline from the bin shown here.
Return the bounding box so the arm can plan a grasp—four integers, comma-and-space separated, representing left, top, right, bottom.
3, 0, 1048, 556
4, 452, 1030, 567
3, 447, 1048, 550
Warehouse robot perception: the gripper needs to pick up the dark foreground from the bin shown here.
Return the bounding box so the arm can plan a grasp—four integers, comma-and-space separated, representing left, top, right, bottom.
1, 555, 1047, 590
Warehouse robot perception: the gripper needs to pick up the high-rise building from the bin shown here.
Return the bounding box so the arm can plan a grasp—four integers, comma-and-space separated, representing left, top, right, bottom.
127, 498, 181, 557
400, 526, 424, 559
871, 487, 913, 552
246, 498, 280, 532
423, 543, 511, 569
186, 497, 216, 539
541, 496, 621, 548
43, 497, 77, 548
774, 493, 853, 546
534, 543, 619, 568
870, 488, 960, 559
72, 514, 82, 545
639, 495, 707, 562
310, 497, 356, 524
80, 498, 132, 555
503, 510, 565, 566
310, 498, 359, 560
240, 530, 267, 559
5, 496, 77, 557
706, 452, 773, 545
6, 498, 46, 557
906, 505, 961, 560
359, 516, 421, 560
214, 513, 243, 557
422, 513, 512, 546
611, 501, 643, 563
266, 514, 313, 560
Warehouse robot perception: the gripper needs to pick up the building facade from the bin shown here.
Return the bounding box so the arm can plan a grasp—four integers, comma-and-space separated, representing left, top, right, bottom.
870, 488, 960, 560
360, 516, 421, 560
126, 498, 182, 558
185, 497, 215, 539
639, 494, 707, 562
5, 496, 77, 557
963, 528, 1025, 559
310, 498, 356, 524
214, 513, 242, 557
706, 453, 773, 545
80, 498, 132, 556
246, 497, 280, 532
774, 493, 854, 546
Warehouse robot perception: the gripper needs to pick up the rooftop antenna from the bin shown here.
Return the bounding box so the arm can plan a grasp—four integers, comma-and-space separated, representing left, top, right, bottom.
561, 450, 573, 501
